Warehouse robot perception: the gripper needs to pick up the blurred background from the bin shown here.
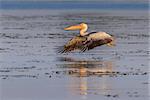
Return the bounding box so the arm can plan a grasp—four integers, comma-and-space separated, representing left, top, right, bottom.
0, 0, 149, 100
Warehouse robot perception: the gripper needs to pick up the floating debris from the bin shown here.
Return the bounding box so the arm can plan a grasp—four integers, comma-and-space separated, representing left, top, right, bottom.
105, 94, 119, 98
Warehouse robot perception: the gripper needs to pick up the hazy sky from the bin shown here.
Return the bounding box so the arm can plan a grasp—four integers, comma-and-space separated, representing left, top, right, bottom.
0, 0, 148, 2
0, 0, 148, 10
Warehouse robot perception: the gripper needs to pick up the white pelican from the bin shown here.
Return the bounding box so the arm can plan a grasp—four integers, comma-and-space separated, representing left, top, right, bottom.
59, 23, 115, 53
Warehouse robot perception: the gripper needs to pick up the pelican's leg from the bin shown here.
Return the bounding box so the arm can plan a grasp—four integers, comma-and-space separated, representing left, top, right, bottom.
106, 43, 113, 47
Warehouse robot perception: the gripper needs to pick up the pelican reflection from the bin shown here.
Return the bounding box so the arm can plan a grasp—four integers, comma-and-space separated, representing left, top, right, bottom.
57, 57, 115, 96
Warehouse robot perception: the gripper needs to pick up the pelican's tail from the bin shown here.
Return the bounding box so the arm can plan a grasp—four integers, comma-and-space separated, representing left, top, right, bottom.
106, 36, 116, 47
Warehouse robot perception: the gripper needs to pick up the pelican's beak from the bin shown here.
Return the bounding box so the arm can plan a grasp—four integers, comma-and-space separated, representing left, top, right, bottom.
64, 24, 82, 30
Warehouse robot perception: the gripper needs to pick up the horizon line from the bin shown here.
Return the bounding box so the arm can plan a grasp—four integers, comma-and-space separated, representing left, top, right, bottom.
0, 1, 148, 10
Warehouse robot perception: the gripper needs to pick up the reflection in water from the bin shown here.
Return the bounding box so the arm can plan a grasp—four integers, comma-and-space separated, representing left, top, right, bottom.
57, 57, 115, 97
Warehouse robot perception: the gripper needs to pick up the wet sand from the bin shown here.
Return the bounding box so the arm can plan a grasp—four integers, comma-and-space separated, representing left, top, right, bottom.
0, 10, 149, 100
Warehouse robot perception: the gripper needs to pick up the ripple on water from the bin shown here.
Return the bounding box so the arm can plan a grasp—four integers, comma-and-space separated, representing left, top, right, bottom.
0, 10, 149, 100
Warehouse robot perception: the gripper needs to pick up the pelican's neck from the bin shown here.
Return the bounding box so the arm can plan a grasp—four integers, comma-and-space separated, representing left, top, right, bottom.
80, 25, 88, 36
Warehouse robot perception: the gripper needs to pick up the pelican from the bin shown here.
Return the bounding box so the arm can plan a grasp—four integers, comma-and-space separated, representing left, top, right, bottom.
59, 23, 115, 53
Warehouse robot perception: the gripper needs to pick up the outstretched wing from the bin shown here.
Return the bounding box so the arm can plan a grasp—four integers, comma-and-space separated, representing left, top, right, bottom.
81, 37, 114, 52
58, 35, 87, 53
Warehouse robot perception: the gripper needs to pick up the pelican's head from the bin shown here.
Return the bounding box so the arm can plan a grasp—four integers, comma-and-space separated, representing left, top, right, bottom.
64, 23, 88, 31
64, 23, 88, 36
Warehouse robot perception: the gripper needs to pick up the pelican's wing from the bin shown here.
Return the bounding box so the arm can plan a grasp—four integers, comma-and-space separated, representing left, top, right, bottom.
58, 35, 87, 53
81, 37, 114, 52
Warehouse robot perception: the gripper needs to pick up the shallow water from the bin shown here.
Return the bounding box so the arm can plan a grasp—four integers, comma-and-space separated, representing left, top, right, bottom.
0, 10, 149, 100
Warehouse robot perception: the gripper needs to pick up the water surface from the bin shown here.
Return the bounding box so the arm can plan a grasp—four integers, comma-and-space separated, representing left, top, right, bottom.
0, 9, 149, 100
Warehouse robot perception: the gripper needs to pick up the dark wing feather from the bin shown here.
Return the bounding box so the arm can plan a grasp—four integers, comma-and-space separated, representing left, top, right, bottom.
59, 35, 87, 53
83, 38, 113, 51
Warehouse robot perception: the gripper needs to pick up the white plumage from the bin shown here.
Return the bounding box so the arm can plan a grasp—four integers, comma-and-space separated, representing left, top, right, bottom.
59, 23, 115, 53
